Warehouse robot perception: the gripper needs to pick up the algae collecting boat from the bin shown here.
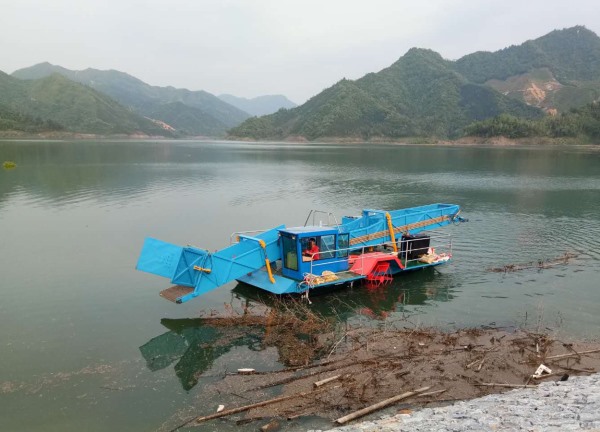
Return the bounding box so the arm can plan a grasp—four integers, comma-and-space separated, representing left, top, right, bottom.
136, 203, 467, 303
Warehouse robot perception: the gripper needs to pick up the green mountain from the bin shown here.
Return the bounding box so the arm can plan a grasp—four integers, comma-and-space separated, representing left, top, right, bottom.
230, 26, 600, 141
0, 71, 172, 136
218, 94, 297, 116
12, 63, 250, 136
230, 48, 542, 140
457, 26, 600, 112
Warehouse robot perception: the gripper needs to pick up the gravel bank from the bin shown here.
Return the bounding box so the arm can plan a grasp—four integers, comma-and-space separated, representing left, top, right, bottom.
320, 374, 600, 431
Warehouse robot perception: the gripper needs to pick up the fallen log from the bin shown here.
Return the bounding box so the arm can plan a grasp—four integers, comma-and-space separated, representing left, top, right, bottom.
334, 386, 431, 425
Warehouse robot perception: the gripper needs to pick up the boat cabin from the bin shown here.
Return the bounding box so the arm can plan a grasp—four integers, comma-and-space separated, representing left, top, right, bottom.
279, 226, 350, 281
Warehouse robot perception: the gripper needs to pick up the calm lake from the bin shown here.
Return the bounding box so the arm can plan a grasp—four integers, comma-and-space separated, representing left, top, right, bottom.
1, 140, 599, 431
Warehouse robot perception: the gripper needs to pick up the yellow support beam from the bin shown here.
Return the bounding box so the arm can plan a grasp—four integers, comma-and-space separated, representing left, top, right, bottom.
350, 214, 451, 246
258, 239, 276, 284
385, 212, 398, 253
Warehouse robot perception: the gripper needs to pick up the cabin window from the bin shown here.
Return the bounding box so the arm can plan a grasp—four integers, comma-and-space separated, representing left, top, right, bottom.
319, 235, 335, 259
301, 237, 322, 261
337, 234, 349, 257
282, 235, 298, 270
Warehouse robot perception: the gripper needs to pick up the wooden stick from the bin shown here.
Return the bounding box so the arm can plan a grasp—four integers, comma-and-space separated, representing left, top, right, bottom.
416, 389, 447, 397
476, 358, 486, 372
170, 387, 326, 430
313, 375, 341, 388
545, 348, 600, 360
253, 362, 353, 390
557, 365, 595, 373
465, 358, 481, 369
334, 386, 431, 425
475, 383, 536, 388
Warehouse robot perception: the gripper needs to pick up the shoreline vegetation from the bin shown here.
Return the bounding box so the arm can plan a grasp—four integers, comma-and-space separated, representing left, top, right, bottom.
1, 129, 598, 148
158, 299, 600, 431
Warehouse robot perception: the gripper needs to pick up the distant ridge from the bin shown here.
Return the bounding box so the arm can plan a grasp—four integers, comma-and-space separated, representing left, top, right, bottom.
0, 70, 172, 136
218, 94, 297, 116
230, 26, 600, 141
12, 63, 250, 136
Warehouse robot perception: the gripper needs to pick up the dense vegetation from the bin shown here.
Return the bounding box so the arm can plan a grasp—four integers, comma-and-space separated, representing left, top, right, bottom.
464, 102, 600, 141
455, 26, 600, 84
230, 26, 600, 142
0, 71, 171, 136
230, 48, 543, 140
12, 63, 250, 136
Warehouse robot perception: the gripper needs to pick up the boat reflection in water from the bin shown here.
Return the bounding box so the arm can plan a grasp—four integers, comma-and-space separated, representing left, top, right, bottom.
140, 269, 457, 390
139, 317, 264, 391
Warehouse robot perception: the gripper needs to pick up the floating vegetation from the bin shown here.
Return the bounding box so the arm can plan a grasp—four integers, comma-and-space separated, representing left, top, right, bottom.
202, 299, 336, 367
2, 161, 17, 169
487, 252, 579, 273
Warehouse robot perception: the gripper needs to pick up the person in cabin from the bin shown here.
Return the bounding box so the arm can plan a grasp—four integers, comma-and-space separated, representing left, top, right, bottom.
303, 238, 320, 260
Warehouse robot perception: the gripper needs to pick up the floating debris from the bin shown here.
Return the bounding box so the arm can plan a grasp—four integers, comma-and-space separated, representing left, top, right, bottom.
2, 161, 17, 169
487, 252, 578, 273
159, 326, 600, 431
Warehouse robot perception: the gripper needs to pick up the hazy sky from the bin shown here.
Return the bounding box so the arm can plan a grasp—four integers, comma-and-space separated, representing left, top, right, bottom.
1, 0, 598, 103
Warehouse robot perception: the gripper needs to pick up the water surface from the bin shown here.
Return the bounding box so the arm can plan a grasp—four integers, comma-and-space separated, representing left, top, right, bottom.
1, 140, 599, 431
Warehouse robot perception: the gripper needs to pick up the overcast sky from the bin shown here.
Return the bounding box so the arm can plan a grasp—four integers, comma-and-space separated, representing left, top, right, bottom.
1, 0, 598, 104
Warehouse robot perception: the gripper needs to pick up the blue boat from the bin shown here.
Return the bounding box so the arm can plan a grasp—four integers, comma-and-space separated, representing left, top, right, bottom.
136, 203, 466, 303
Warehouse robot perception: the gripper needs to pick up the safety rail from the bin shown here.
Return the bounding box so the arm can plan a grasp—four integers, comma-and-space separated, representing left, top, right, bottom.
303, 232, 453, 280
229, 229, 276, 244
399, 232, 453, 267
303, 210, 340, 227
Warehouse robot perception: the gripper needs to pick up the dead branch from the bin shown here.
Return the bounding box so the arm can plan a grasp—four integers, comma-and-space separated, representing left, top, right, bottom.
177, 387, 330, 429
475, 383, 537, 389
545, 348, 600, 360
335, 386, 431, 424
416, 388, 447, 398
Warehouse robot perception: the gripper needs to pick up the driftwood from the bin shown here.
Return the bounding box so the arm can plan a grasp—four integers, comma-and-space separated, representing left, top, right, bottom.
475, 383, 536, 389
169, 387, 329, 431
487, 252, 578, 273
313, 375, 341, 388
416, 388, 447, 398
545, 348, 600, 360
557, 365, 595, 373
334, 386, 431, 425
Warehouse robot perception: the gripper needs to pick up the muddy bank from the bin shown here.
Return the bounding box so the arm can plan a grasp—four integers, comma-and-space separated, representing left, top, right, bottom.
162, 311, 600, 431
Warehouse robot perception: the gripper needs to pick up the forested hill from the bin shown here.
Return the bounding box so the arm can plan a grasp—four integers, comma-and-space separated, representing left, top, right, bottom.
230, 26, 600, 141
12, 64, 250, 136
0, 71, 172, 136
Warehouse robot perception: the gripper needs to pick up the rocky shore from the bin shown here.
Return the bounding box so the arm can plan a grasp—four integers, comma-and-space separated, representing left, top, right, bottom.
322, 373, 600, 431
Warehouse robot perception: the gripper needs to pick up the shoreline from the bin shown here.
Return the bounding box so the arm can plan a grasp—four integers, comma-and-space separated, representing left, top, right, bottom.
325, 373, 600, 431
1, 130, 598, 148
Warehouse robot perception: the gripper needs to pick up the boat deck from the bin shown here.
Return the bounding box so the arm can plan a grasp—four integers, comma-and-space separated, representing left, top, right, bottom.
309, 270, 365, 288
